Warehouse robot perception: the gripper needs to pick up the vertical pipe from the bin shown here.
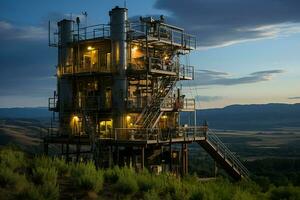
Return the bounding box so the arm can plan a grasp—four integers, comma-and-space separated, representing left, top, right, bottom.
110, 6, 128, 130
57, 19, 74, 135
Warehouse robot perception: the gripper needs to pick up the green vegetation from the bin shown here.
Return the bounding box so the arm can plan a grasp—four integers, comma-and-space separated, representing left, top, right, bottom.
0, 147, 300, 200
71, 161, 104, 193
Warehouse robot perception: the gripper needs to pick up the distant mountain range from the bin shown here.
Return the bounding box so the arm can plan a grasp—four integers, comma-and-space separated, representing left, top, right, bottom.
182, 103, 300, 130
0, 103, 299, 130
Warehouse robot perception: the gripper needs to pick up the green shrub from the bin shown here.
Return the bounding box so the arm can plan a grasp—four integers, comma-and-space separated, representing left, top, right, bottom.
269, 185, 300, 200
38, 182, 59, 200
104, 167, 120, 184
0, 148, 26, 171
114, 173, 138, 195
164, 177, 188, 200
15, 181, 59, 200
0, 166, 28, 193
0, 167, 19, 187
253, 176, 271, 192
33, 155, 53, 169
190, 189, 204, 200
71, 161, 103, 193
16, 184, 43, 200
232, 189, 256, 200
52, 157, 70, 176
201, 178, 234, 200
104, 166, 134, 185
34, 155, 70, 177
136, 171, 156, 192
148, 173, 171, 192
144, 189, 161, 200
33, 167, 57, 185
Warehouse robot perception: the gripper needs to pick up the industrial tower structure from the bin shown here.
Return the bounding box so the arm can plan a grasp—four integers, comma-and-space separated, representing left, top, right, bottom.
45, 7, 249, 180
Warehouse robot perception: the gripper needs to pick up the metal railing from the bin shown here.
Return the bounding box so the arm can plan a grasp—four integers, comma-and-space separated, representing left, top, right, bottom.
181, 98, 196, 111
206, 129, 250, 178
102, 126, 207, 141
49, 23, 110, 47
73, 24, 110, 41
160, 97, 195, 111
149, 57, 178, 73
130, 22, 196, 50
57, 64, 112, 75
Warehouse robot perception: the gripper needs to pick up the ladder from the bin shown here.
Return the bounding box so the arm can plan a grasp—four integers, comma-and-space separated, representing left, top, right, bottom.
198, 129, 249, 180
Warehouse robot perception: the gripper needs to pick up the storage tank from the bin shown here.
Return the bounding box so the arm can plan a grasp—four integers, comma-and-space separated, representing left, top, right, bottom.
57, 19, 73, 68
110, 6, 128, 129
57, 19, 74, 134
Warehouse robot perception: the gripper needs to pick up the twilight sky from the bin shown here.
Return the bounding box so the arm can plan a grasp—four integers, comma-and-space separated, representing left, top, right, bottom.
0, 0, 299, 108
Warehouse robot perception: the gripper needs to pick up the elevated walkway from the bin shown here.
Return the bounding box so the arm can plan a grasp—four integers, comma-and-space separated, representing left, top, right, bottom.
44, 126, 249, 180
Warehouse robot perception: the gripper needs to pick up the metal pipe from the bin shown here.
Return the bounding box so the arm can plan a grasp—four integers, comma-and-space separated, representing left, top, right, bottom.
110, 6, 128, 129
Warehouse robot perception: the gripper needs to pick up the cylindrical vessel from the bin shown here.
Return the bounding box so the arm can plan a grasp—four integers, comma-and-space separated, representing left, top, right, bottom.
110, 6, 128, 129
57, 19, 74, 134
57, 19, 73, 68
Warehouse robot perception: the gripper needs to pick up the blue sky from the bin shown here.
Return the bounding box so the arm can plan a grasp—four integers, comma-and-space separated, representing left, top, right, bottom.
0, 0, 299, 108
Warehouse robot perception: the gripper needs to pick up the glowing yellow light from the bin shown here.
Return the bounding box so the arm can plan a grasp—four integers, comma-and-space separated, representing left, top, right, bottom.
87, 46, 94, 50
132, 45, 138, 51
164, 56, 169, 60
162, 115, 168, 119
100, 121, 105, 126
126, 115, 131, 121
73, 115, 79, 122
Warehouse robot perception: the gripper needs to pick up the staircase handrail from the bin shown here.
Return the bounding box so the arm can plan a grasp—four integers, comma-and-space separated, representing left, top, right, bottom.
135, 76, 178, 127
207, 129, 250, 178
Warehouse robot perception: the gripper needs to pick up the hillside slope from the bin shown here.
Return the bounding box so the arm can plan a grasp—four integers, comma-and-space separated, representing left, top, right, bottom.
181, 103, 300, 130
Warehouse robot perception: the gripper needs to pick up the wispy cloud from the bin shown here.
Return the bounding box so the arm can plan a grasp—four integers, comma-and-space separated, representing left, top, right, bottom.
187, 69, 284, 86
0, 20, 47, 41
288, 97, 300, 100
194, 95, 223, 102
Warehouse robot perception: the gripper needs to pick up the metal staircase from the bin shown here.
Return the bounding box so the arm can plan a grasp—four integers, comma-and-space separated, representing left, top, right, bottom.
135, 76, 178, 128
198, 129, 249, 180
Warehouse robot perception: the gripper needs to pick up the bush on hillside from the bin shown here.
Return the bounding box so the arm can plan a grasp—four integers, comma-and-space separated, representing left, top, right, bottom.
0, 167, 28, 192
71, 161, 103, 193
33, 166, 57, 185
114, 173, 138, 196
269, 185, 300, 200
136, 171, 156, 192
104, 166, 121, 184
0, 148, 26, 171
